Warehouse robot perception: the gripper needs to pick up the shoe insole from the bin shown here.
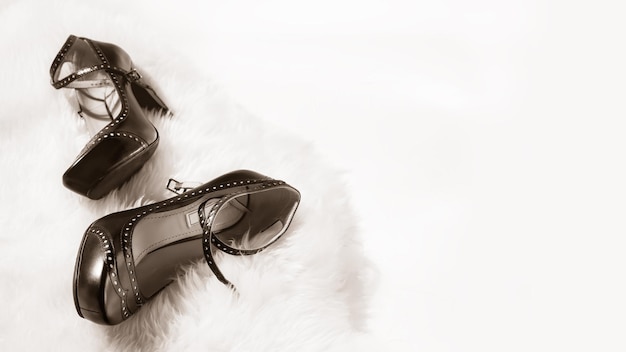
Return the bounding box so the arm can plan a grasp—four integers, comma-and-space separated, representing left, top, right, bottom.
58, 62, 121, 136
131, 187, 299, 299
132, 195, 248, 298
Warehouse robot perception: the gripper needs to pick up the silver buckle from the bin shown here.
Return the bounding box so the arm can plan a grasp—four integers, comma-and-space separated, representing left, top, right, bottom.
126, 69, 142, 82
166, 178, 202, 195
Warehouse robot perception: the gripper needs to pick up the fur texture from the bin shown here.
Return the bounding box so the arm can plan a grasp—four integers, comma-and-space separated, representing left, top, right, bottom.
0, 1, 375, 350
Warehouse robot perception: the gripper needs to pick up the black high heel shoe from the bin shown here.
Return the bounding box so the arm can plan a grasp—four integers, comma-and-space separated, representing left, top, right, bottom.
50, 35, 171, 199
73, 170, 301, 325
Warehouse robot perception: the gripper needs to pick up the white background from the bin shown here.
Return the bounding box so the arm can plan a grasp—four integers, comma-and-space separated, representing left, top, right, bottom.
148, 1, 626, 350
7, 0, 622, 350
152, 1, 626, 351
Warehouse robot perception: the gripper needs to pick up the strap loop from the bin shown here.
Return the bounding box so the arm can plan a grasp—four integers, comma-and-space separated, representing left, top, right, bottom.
126, 69, 142, 82
166, 178, 202, 195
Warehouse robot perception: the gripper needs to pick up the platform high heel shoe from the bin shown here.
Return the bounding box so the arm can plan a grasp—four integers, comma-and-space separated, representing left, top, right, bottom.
73, 170, 301, 325
50, 34, 171, 199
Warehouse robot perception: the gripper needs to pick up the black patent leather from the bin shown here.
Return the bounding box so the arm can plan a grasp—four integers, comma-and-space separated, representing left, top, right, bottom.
51, 35, 167, 199
73, 170, 301, 325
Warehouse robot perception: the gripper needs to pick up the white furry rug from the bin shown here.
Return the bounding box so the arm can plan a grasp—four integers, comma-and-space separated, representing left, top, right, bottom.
0, 1, 375, 351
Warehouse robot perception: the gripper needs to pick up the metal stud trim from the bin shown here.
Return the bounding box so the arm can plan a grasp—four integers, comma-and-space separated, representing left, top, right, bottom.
115, 177, 275, 317
198, 180, 288, 288
87, 227, 131, 319
84, 175, 290, 321
50, 36, 154, 161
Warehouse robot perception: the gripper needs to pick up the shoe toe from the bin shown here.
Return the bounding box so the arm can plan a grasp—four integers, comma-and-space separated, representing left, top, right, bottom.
73, 229, 121, 325
63, 137, 145, 199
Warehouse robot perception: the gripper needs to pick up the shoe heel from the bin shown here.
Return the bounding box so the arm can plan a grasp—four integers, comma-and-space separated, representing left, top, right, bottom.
131, 79, 171, 115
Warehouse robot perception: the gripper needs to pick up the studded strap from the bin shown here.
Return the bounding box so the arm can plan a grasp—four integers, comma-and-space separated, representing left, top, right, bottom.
50, 34, 77, 79
50, 35, 141, 90
198, 198, 259, 290
198, 180, 290, 290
